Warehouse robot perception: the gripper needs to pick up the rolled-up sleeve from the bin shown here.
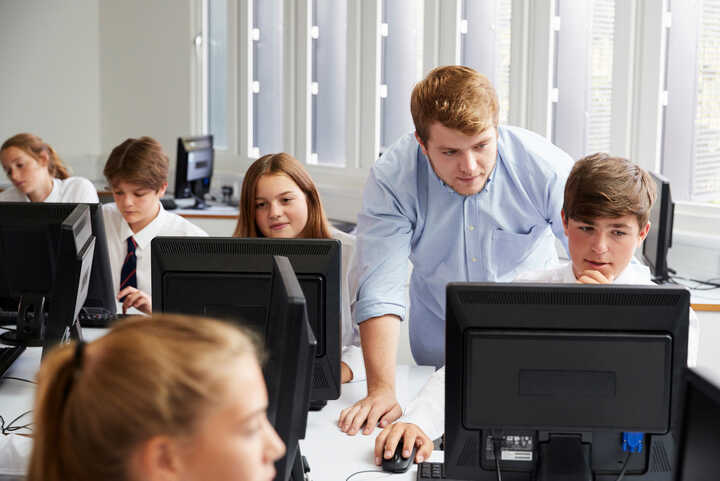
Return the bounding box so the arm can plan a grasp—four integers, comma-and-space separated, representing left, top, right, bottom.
350, 160, 414, 326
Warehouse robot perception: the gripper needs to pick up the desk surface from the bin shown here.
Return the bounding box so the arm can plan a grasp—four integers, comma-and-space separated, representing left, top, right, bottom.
0, 336, 436, 480
299, 365, 436, 481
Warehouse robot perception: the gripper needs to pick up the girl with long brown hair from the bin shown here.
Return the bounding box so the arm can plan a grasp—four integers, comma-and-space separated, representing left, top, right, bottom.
0, 133, 98, 203
234, 153, 364, 384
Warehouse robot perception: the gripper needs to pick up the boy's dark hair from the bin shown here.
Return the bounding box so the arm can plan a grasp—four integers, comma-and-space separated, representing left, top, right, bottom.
103, 137, 168, 191
563, 153, 657, 228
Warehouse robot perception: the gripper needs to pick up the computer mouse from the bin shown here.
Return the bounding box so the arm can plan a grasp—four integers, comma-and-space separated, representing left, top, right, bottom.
381, 442, 417, 473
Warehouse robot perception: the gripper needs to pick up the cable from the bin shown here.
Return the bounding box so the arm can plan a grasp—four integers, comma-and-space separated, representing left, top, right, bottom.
0, 410, 33, 436
1, 376, 36, 384
614, 451, 633, 481
492, 436, 503, 481
671, 275, 720, 289
344, 469, 388, 481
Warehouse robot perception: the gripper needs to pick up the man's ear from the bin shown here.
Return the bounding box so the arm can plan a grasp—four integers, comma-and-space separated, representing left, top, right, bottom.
129, 436, 184, 481
414, 131, 429, 158
158, 182, 169, 198
637, 221, 651, 245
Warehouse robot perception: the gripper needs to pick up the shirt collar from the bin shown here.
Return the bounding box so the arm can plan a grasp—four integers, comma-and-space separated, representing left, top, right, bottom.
43, 178, 62, 202
120, 202, 166, 250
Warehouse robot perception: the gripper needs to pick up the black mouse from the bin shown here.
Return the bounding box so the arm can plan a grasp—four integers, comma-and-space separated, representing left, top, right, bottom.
382, 442, 418, 473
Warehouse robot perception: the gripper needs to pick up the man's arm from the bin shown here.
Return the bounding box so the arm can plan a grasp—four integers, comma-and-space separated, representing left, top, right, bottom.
338, 314, 402, 434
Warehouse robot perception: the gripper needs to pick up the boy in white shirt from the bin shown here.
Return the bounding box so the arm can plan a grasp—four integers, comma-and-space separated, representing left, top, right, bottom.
373, 153, 701, 467
102, 136, 207, 314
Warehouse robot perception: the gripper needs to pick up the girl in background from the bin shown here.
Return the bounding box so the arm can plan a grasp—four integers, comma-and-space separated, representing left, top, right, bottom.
0, 133, 98, 203
29, 314, 284, 481
234, 153, 364, 384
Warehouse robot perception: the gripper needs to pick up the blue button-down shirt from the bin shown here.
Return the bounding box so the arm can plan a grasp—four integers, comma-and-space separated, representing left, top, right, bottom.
350, 126, 574, 367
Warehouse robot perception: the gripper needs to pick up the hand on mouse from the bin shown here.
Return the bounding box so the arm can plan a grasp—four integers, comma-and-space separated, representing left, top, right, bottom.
374, 422, 433, 466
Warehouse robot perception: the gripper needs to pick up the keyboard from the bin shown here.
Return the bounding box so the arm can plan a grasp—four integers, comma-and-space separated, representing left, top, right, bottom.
0, 345, 26, 378
417, 462, 470, 480
78, 307, 130, 328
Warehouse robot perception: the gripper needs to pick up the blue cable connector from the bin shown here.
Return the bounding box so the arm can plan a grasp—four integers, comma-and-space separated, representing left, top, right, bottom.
622, 432, 644, 453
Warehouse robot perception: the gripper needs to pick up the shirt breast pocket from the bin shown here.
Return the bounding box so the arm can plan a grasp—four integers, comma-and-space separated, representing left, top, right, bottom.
491, 225, 551, 280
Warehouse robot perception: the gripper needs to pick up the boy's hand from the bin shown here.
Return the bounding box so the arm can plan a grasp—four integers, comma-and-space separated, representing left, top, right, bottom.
341, 361, 353, 383
577, 269, 614, 284
118, 286, 152, 315
374, 422, 433, 466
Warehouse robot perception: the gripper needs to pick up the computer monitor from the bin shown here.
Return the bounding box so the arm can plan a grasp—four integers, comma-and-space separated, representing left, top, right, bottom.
674, 367, 720, 481
174, 135, 213, 209
642, 171, 675, 283
0, 203, 94, 354
0, 203, 116, 318
264, 256, 316, 481
444, 283, 690, 481
151, 237, 341, 408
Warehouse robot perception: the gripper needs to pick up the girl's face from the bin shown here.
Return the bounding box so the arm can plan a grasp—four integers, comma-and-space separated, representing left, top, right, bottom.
254, 173, 310, 238
0, 146, 53, 199
175, 356, 285, 481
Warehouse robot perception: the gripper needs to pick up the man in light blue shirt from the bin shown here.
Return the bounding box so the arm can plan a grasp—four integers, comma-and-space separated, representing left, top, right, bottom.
339, 66, 573, 435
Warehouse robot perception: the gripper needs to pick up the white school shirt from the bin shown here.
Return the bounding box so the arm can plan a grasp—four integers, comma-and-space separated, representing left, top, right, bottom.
401, 261, 700, 441
332, 227, 366, 383
0, 177, 99, 203
102, 202, 208, 303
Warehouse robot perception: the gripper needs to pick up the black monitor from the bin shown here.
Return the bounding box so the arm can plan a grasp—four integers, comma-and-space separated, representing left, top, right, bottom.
643, 171, 675, 283
264, 256, 316, 481
0, 203, 116, 319
0, 203, 94, 354
674, 367, 720, 481
445, 283, 690, 481
174, 135, 213, 209
151, 237, 341, 408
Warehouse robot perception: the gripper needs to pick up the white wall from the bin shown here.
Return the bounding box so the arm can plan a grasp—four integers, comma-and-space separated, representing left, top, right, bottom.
98, 0, 195, 166
0, 0, 101, 161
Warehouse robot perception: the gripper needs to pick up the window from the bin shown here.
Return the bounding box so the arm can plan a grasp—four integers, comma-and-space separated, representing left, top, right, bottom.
460, 0, 513, 124
379, 0, 423, 152
309, 0, 348, 166
252, 0, 284, 157
208, 0, 228, 149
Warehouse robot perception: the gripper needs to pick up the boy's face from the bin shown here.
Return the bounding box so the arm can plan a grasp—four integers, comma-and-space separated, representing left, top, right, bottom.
562, 212, 651, 282
416, 123, 498, 196
111, 180, 167, 233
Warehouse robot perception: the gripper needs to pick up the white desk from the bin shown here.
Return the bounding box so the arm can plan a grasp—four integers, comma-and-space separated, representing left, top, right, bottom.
299, 365, 436, 481
0, 338, 436, 480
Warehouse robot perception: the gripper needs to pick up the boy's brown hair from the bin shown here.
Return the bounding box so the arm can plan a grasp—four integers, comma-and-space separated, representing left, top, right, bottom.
563, 153, 657, 228
410, 65, 499, 144
103, 137, 168, 191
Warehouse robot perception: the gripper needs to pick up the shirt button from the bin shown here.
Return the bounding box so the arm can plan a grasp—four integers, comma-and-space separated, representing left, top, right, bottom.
472, 257, 477, 262
468, 225, 475, 231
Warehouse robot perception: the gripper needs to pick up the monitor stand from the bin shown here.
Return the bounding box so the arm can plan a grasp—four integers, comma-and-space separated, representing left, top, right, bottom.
190, 193, 208, 210
289, 450, 310, 481
0, 294, 46, 347
536, 436, 592, 481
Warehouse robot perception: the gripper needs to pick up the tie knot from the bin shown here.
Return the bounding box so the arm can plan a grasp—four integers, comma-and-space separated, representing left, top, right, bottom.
126, 236, 137, 252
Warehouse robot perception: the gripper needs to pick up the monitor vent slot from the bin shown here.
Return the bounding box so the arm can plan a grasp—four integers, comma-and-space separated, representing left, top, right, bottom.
457, 290, 681, 307
456, 435, 479, 466
313, 364, 329, 389
649, 440, 671, 472
156, 239, 332, 257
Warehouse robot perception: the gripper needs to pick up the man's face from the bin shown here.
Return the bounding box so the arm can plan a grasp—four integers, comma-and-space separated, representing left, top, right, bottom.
416, 123, 498, 196
563, 211, 651, 282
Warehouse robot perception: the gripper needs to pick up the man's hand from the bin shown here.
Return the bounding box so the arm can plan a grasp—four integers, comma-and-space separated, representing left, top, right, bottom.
338, 385, 402, 435
374, 422, 433, 466
577, 269, 614, 284
117, 286, 152, 315
341, 361, 353, 384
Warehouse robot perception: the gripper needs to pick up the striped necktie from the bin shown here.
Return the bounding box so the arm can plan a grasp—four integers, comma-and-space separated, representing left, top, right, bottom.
120, 236, 138, 293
